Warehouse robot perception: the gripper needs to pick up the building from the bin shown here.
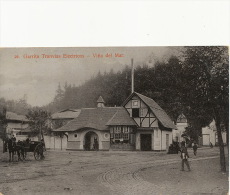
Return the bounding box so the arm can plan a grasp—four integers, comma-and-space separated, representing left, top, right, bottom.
173, 113, 188, 142
122, 92, 176, 151
51, 109, 81, 129
5, 112, 30, 140
44, 109, 81, 150
202, 120, 227, 146
53, 92, 176, 151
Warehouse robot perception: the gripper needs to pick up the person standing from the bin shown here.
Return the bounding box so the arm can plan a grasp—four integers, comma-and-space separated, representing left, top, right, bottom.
193, 142, 198, 156
180, 141, 191, 171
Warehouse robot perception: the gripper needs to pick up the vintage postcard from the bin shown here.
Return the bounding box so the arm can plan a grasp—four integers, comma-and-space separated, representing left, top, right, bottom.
0, 46, 228, 195
0, 0, 229, 194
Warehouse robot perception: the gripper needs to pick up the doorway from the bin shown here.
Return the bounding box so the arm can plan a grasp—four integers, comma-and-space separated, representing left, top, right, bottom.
140, 134, 152, 151
84, 131, 99, 151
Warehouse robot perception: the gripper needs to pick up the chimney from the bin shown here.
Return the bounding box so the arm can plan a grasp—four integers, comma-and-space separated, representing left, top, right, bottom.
97, 96, 105, 108
131, 58, 134, 93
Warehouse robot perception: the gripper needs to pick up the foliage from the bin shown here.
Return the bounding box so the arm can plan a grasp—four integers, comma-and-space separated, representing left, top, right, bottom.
0, 96, 31, 115
26, 108, 51, 139
0, 107, 7, 141
182, 46, 228, 172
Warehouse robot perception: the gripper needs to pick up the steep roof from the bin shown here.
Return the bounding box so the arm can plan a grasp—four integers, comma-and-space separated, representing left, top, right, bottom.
106, 109, 137, 126
97, 96, 105, 103
6, 112, 29, 122
177, 113, 187, 123
54, 107, 136, 132
122, 92, 176, 129
51, 109, 81, 119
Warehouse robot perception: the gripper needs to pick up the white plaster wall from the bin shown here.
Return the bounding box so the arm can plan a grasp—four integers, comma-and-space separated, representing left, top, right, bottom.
6, 122, 29, 135
173, 122, 187, 142
136, 132, 141, 150
202, 121, 227, 145
16, 135, 28, 141
69, 129, 110, 150
152, 133, 155, 150
44, 135, 67, 150
222, 132, 227, 143
0, 139, 3, 153
161, 131, 172, 150
153, 128, 161, 150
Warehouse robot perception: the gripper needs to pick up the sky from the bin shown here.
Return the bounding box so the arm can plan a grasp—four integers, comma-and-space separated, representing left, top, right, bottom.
1, 1, 229, 107
0, 47, 181, 106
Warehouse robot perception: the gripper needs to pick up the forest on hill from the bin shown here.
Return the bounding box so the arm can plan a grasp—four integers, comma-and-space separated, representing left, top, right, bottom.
43, 56, 185, 122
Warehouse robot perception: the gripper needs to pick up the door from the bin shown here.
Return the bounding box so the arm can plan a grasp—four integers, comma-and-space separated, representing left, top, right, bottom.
84, 131, 99, 151
140, 134, 152, 151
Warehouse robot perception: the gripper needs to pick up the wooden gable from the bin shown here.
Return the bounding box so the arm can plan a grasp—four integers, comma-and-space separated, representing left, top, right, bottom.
123, 94, 158, 128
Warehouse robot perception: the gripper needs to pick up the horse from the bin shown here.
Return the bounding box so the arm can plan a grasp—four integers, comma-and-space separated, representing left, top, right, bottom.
5, 139, 25, 162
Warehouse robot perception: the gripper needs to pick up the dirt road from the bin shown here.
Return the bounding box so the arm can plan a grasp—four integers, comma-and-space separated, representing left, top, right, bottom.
0, 147, 228, 195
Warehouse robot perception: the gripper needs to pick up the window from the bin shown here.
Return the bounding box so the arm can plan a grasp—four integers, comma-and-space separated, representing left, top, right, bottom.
215, 133, 218, 144
132, 100, 139, 107
123, 126, 129, 133
110, 126, 131, 143
123, 133, 129, 140
104, 133, 109, 139
132, 108, 139, 117
114, 127, 121, 133
74, 134, 78, 138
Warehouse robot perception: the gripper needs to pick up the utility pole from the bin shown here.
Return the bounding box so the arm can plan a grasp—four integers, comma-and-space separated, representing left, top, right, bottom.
131, 58, 134, 93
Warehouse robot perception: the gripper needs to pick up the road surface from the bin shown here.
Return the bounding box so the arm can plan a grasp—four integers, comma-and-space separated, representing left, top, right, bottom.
0, 147, 228, 195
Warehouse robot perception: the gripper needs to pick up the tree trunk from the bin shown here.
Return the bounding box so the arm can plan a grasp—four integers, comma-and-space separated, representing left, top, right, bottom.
224, 120, 229, 157
214, 108, 226, 172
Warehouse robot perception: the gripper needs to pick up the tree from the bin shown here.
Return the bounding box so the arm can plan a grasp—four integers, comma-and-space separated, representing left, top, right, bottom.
182, 46, 228, 172
26, 109, 51, 141
0, 107, 7, 141
53, 83, 64, 110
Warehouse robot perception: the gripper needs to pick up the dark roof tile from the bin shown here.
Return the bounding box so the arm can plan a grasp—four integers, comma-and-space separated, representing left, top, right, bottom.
54, 107, 136, 132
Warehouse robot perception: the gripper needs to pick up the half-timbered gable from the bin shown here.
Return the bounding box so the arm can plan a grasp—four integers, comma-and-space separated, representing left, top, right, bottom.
123, 93, 158, 128
122, 92, 176, 151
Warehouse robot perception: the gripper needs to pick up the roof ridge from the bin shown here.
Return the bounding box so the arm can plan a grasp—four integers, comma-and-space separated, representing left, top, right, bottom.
135, 92, 164, 111
135, 92, 155, 101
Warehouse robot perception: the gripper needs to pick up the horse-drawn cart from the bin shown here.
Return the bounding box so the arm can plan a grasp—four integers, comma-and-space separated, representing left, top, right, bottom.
5, 139, 46, 161
24, 140, 46, 160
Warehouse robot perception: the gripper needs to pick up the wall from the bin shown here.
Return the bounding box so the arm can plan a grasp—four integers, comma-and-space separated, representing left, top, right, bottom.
202, 120, 227, 146
161, 131, 172, 151
67, 129, 110, 150
153, 128, 161, 150
6, 122, 29, 136
202, 128, 227, 146
16, 135, 29, 141
44, 135, 67, 150
173, 122, 187, 142
0, 139, 3, 153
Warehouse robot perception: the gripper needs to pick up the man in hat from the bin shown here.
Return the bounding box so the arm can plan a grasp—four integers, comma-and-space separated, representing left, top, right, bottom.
180, 141, 191, 171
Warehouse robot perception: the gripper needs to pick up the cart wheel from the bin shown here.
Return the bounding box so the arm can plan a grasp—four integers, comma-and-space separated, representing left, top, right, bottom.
34, 144, 44, 160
